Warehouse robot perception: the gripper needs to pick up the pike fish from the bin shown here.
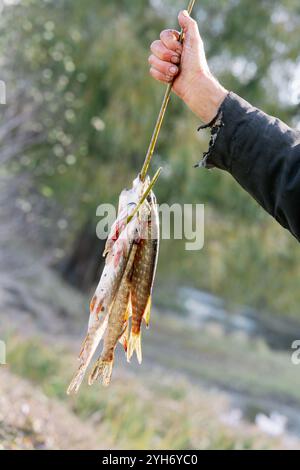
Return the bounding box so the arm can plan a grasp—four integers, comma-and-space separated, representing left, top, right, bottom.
88, 243, 138, 386
127, 190, 159, 363
67, 176, 149, 394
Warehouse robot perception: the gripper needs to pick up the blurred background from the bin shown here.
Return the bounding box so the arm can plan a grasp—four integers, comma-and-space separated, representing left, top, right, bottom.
0, 0, 300, 450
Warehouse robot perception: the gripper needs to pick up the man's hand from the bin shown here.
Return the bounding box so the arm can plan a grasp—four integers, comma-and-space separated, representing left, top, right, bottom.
149, 10, 227, 123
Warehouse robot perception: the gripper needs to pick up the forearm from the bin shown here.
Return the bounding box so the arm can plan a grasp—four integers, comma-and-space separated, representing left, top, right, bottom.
148, 11, 300, 240
180, 72, 228, 124
198, 92, 300, 240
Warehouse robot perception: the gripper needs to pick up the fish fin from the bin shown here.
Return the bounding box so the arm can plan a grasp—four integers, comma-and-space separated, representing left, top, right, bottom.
119, 312, 129, 352
119, 330, 128, 352
118, 296, 132, 352
88, 359, 113, 387
103, 236, 114, 257
127, 331, 142, 364
102, 247, 109, 258
143, 296, 152, 328
89, 295, 97, 313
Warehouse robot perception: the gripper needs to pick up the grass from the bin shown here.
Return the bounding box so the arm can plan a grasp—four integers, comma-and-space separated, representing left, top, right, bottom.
5, 334, 293, 450
144, 314, 300, 406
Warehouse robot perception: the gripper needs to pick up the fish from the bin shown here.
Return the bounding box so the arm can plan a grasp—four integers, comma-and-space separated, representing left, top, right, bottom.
103, 177, 146, 257
127, 190, 160, 363
88, 243, 138, 386
67, 176, 149, 394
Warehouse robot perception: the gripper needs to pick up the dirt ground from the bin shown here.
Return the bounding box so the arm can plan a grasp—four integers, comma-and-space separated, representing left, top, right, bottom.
0, 368, 105, 450
1, 237, 300, 450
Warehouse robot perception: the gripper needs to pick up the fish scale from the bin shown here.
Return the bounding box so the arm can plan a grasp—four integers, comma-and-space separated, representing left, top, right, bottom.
66, 176, 148, 394
88, 243, 138, 386
127, 192, 159, 363
131, 237, 154, 334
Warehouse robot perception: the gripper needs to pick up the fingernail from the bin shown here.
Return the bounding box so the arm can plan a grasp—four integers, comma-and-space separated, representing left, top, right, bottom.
171, 55, 180, 64
169, 66, 177, 74
182, 10, 189, 17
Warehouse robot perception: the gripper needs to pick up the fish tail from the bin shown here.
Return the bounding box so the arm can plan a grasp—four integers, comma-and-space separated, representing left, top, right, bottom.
78, 336, 88, 359
119, 296, 132, 353
88, 359, 113, 387
127, 331, 142, 364
67, 318, 108, 394
67, 363, 88, 395
142, 296, 152, 328
67, 336, 92, 394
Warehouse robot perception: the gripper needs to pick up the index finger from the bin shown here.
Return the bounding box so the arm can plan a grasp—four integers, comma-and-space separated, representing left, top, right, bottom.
160, 29, 183, 54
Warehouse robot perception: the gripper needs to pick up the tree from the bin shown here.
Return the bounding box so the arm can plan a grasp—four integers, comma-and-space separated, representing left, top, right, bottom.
1, 0, 300, 315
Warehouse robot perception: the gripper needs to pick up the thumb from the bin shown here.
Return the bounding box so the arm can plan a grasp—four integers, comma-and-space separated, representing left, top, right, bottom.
178, 10, 199, 46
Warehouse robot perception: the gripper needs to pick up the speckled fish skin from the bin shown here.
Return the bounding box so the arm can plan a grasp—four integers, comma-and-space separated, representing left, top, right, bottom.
103, 176, 149, 257
88, 243, 138, 386
67, 176, 149, 394
127, 190, 159, 363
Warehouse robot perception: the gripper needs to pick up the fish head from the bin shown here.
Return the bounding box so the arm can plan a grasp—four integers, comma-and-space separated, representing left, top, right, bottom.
119, 175, 150, 217
118, 187, 131, 214
105, 175, 152, 255
132, 174, 150, 198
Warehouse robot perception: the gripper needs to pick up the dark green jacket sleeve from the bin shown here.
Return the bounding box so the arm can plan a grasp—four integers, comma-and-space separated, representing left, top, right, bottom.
200, 92, 300, 241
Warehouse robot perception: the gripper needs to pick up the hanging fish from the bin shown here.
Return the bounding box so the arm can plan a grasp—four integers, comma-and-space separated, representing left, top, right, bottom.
67, 176, 150, 394
127, 190, 160, 363
67, 171, 162, 394
88, 243, 138, 386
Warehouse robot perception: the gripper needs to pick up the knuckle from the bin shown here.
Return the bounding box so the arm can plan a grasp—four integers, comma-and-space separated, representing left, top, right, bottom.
163, 63, 170, 73
162, 50, 171, 61
170, 65, 178, 74
158, 64, 167, 74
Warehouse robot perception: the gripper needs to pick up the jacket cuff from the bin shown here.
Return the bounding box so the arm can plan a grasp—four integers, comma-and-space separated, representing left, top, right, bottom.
196, 91, 252, 171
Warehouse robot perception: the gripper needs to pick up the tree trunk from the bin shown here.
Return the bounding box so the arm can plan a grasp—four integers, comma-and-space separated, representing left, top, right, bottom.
58, 220, 105, 292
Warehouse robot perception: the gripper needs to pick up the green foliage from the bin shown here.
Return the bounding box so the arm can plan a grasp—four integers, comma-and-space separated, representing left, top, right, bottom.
1, 0, 300, 316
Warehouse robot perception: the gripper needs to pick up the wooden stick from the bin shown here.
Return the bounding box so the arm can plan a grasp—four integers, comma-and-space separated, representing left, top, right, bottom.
140, 0, 196, 181
127, 167, 162, 224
